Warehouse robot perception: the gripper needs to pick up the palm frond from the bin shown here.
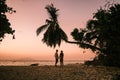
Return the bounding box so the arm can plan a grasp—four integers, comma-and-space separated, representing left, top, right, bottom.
45, 4, 59, 21
42, 23, 68, 48
59, 28, 68, 41
36, 24, 48, 36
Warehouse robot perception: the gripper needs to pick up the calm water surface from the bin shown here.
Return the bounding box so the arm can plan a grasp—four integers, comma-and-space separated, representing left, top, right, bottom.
0, 60, 85, 66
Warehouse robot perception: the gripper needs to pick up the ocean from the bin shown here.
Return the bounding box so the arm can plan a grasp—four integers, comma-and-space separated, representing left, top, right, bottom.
0, 60, 85, 66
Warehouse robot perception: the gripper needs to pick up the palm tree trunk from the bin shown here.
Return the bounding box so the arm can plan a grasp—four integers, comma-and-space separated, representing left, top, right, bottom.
66, 40, 102, 52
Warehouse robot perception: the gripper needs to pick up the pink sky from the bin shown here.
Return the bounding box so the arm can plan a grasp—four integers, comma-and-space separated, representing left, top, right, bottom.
0, 0, 119, 60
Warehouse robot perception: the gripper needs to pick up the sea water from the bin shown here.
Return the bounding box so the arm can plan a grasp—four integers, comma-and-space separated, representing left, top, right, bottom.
0, 60, 85, 66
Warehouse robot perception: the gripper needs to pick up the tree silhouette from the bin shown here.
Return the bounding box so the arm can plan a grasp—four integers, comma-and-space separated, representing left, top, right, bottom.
70, 3, 120, 67
36, 3, 120, 67
0, 0, 15, 42
36, 4, 68, 48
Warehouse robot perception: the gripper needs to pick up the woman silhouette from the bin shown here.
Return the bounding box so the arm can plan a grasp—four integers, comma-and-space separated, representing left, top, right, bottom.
60, 50, 64, 66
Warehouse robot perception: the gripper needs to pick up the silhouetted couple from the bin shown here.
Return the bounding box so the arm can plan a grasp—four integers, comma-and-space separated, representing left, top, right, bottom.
55, 49, 64, 67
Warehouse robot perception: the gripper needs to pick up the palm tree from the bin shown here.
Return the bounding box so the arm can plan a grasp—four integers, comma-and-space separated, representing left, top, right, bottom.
36, 4, 68, 48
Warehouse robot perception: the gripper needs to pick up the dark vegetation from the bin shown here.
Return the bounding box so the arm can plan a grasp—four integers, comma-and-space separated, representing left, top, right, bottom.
36, 4, 67, 48
0, 0, 15, 42
77, 3, 120, 67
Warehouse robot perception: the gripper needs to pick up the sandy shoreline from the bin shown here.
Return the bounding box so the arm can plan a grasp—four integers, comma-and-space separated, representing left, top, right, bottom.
0, 64, 120, 80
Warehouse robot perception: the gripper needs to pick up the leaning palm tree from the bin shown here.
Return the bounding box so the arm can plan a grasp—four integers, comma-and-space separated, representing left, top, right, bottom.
36, 4, 68, 48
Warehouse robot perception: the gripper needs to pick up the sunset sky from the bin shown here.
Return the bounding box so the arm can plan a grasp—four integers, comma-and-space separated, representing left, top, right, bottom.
0, 0, 120, 60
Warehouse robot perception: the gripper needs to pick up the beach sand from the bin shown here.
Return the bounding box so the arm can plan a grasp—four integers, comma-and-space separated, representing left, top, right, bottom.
0, 64, 120, 80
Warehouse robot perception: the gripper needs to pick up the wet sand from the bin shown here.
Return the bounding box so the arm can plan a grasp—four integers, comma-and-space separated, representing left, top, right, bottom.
0, 64, 120, 80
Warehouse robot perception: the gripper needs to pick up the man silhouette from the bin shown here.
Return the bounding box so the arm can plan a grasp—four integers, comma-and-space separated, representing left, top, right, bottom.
55, 49, 58, 66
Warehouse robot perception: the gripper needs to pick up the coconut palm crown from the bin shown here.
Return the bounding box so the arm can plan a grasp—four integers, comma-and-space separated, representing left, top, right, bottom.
36, 4, 68, 48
